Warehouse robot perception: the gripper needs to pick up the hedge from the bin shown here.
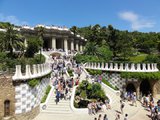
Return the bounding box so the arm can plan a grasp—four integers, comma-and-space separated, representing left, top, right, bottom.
86, 69, 102, 75
120, 72, 160, 81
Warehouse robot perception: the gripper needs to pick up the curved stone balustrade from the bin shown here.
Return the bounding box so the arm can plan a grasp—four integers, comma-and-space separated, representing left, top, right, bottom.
84, 62, 159, 72
12, 63, 52, 80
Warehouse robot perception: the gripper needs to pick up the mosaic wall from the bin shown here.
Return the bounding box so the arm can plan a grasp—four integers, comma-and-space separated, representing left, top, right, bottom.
15, 78, 50, 114
94, 72, 138, 91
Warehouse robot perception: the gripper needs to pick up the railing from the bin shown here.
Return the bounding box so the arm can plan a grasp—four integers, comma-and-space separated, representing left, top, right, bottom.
84, 62, 159, 72
12, 63, 52, 80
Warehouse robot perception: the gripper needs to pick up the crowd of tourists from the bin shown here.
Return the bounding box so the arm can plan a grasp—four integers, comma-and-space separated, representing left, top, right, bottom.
51, 56, 72, 104
51, 55, 82, 105
88, 100, 111, 115
141, 94, 160, 120
120, 91, 160, 120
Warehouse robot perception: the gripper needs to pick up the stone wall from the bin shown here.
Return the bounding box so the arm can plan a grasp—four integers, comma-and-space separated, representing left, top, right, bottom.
14, 105, 40, 120
155, 80, 160, 94
0, 75, 15, 118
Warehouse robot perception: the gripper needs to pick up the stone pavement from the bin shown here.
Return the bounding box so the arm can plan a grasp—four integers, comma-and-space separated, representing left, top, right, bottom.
34, 101, 151, 120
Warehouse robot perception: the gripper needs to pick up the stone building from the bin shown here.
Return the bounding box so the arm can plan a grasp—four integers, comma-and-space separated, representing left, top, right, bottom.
20, 25, 86, 52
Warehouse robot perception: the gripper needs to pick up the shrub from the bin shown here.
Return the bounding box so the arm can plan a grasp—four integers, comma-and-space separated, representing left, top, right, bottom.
41, 85, 51, 103
102, 78, 119, 90
68, 69, 73, 76
80, 90, 87, 99
45, 85, 51, 94
78, 80, 107, 100
28, 79, 39, 87
86, 69, 102, 75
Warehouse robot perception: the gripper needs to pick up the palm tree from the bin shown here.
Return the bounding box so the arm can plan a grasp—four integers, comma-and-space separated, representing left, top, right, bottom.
0, 31, 5, 52
83, 42, 98, 56
70, 26, 78, 36
4, 23, 24, 57
35, 26, 45, 61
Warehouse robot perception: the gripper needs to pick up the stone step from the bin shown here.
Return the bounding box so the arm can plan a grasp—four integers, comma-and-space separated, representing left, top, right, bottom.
47, 105, 70, 109
45, 107, 71, 111
47, 104, 70, 108
47, 100, 69, 104
42, 110, 72, 114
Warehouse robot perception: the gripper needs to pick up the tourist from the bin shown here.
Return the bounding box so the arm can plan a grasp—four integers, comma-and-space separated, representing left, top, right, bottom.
105, 99, 111, 110
75, 78, 79, 86
153, 100, 160, 119
145, 95, 150, 108
55, 91, 60, 105
120, 100, 125, 114
98, 75, 102, 83
124, 114, 128, 120
102, 103, 106, 112
103, 114, 108, 120
98, 114, 102, 120
132, 94, 137, 107
87, 102, 92, 115
91, 101, 96, 114
115, 113, 120, 120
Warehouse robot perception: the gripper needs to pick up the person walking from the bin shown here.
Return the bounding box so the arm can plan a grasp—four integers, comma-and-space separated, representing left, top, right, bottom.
120, 100, 125, 114
103, 114, 108, 120
87, 102, 92, 115
115, 113, 120, 120
98, 114, 102, 120
124, 114, 128, 120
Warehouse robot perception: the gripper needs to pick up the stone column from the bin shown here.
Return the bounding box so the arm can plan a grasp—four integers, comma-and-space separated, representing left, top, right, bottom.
52, 37, 56, 50
136, 84, 140, 100
151, 81, 157, 98
24, 38, 28, 48
76, 43, 79, 51
64, 38, 68, 51
71, 40, 74, 51
80, 44, 83, 52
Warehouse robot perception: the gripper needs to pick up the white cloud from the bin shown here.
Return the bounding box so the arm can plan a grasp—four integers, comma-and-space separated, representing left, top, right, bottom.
118, 11, 155, 30
0, 13, 28, 25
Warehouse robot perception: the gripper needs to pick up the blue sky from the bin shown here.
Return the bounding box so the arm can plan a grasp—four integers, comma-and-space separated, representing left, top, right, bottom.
0, 0, 160, 32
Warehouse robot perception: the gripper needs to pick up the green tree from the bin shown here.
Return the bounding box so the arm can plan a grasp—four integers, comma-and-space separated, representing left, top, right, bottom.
4, 23, 24, 56
0, 32, 5, 52
107, 25, 119, 58
70, 26, 78, 36
25, 36, 43, 57
35, 26, 44, 61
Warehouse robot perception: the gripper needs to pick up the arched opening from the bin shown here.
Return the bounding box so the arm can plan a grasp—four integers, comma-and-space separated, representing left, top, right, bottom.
50, 52, 61, 59
140, 80, 151, 96
126, 83, 136, 93
4, 100, 10, 117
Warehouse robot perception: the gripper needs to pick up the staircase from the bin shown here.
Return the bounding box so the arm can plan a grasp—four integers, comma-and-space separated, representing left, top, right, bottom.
41, 89, 72, 115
